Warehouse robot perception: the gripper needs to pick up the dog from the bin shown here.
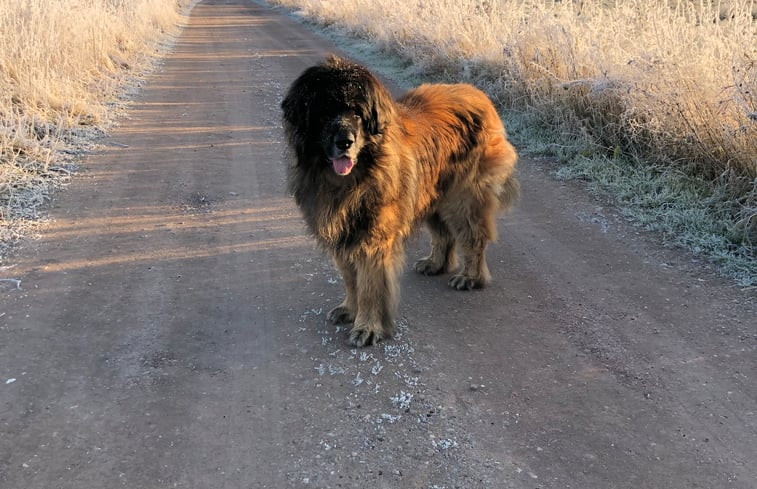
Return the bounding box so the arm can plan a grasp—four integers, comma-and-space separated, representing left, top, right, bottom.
281, 55, 518, 347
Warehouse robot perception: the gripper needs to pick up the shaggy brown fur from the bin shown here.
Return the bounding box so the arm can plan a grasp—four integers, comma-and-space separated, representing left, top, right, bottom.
281, 55, 519, 347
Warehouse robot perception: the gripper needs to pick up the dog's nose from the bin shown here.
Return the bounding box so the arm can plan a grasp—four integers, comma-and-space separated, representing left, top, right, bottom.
334, 137, 353, 151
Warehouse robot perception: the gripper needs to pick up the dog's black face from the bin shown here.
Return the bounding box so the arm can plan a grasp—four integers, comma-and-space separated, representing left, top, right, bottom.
281, 55, 395, 178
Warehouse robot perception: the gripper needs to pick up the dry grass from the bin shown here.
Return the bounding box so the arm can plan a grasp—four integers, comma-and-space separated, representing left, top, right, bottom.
273, 0, 757, 284
0, 0, 191, 263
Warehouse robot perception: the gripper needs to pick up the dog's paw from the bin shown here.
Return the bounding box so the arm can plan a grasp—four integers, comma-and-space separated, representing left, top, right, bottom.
448, 274, 485, 291
348, 323, 386, 347
414, 258, 445, 276
328, 305, 355, 324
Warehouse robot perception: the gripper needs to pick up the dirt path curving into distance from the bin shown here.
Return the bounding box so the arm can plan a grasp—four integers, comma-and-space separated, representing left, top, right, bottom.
1, 1, 755, 487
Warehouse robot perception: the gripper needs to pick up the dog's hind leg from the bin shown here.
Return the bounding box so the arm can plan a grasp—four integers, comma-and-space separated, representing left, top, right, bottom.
414, 212, 457, 276
327, 253, 357, 324
448, 237, 491, 290
442, 189, 498, 291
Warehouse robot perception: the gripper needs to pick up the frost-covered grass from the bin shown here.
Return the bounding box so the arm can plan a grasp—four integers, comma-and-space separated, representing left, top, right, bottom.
0, 0, 192, 262
270, 0, 757, 284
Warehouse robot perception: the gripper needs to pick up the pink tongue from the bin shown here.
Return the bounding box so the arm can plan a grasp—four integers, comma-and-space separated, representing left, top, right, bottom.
332, 157, 354, 175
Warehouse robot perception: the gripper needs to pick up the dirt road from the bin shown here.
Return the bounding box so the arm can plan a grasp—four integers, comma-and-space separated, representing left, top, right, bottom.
1, 1, 755, 487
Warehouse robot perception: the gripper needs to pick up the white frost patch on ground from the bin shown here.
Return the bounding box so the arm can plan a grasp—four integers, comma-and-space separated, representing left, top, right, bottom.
432, 438, 458, 451
313, 363, 347, 376
359, 351, 376, 362
390, 391, 413, 410
352, 371, 364, 386
328, 364, 346, 375
383, 342, 415, 360
303, 307, 426, 418
395, 371, 419, 387
378, 413, 401, 423
299, 307, 322, 322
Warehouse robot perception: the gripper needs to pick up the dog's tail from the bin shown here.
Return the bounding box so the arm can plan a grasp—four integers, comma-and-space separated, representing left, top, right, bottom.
498, 173, 520, 213
481, 127, 519, 213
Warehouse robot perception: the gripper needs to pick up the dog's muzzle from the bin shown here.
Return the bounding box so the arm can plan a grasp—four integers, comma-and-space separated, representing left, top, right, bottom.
325, 117, 360, 176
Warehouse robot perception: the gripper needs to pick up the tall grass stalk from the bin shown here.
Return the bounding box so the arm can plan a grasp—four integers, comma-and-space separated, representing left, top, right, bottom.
273, 0, 757, 284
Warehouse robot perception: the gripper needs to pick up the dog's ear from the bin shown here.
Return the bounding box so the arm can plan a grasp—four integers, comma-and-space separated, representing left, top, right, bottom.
281, 74, 312, 136
363, 77, 395, 136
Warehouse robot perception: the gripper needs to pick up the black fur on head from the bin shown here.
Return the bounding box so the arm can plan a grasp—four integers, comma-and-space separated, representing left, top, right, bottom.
281, 55, 396, 176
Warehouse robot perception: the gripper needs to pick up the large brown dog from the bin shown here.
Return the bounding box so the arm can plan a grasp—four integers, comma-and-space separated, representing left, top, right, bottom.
281, 55, 518, 347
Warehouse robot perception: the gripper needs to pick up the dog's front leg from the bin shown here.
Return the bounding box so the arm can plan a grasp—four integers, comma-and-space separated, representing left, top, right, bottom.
327, 253, 357, 324
348, 246, 402, 347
